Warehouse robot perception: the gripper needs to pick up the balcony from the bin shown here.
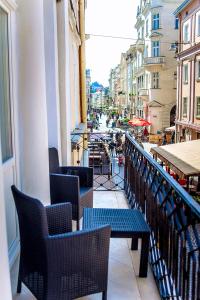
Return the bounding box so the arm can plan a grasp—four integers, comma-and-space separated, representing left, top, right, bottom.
139, 88, 149, 96
136, 38, 145, 52
13, 130, 200, 300
143, 56, 165, 70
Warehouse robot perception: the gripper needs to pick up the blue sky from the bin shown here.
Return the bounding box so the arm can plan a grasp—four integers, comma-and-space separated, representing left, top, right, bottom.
85, 0, 138, 86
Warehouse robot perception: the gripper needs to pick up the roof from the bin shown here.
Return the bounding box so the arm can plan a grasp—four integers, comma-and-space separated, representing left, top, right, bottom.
174, 0, 192, 16
148, 100, 163, 107
151, 139, 200, 177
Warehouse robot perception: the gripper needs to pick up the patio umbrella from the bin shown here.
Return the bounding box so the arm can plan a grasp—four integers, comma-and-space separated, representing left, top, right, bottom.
128, 117, 151, 127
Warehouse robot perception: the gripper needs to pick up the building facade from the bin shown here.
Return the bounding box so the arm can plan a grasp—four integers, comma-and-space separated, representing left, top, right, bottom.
109, 65, 121, 109
175, 0, 200, 141
86, 69, 91, 112
0, 0, 86, 297
134, 0, 182, 133
125, 45, 137, 117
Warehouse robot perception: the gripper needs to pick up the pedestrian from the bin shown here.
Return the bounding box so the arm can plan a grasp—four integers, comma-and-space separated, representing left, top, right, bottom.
112, 120, 116, 128
106, 119, 109, 127
162, 133, 167, 145
170, 131, 175, 144
108, 140, 116, 157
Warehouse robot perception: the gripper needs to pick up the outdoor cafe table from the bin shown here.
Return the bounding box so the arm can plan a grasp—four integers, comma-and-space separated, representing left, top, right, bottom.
83, 208, 150, 277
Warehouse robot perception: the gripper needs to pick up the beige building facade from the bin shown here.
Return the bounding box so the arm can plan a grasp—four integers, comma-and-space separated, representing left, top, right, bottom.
175, 0, 200, 141
134, 0, 182, 133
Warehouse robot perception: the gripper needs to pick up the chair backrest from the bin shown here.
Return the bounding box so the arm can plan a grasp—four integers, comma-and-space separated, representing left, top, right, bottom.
49, 147, 60, 174
11, 185, 49, 244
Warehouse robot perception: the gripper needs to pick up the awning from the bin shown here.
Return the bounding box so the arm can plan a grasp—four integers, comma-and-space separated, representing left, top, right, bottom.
165, 125, 175, 132
151, 139, 200, 177
128, 117, 151, 127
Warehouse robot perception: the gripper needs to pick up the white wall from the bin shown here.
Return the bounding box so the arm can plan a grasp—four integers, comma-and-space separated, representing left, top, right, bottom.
15, 0, 50, 202
57, 0, 72, 165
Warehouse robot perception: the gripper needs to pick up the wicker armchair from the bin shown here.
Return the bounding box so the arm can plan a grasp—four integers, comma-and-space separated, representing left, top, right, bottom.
48, 147, 93, 230
11, 185, 111, 300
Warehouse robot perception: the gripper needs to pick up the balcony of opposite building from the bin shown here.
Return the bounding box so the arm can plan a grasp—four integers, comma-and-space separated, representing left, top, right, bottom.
143, 56, 165, 70
138, 88, 149, 97
136, 38, 145, 52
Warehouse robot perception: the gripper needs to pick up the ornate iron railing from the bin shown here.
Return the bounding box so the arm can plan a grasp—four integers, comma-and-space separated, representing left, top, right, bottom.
124, 133, 200, 300
71, 131, 125, 191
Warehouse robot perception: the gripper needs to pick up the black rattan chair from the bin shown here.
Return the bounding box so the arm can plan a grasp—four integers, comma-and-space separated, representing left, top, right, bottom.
11, 185, 111, 300
49, 147, 93, 230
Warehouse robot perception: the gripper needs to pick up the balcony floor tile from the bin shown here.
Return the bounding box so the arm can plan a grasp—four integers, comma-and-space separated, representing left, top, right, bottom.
13, 191, 160, 300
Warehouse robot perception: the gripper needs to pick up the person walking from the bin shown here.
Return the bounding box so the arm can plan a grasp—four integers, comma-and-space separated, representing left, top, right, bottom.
108, 140, 116, 157
106, 118, 109, 127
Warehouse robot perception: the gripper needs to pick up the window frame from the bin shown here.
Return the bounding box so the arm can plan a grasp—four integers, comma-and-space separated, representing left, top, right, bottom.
0, 5, 14, 163
196, 13, 200, 36
196, 96, 200, 118
152, 40, 160, 57
152, 13, 160, 30
175, 17, 179, 29
151, 72, 159, 89
183, 22, 190, 43
182, 97, 188, 117
183, 64, 188, 84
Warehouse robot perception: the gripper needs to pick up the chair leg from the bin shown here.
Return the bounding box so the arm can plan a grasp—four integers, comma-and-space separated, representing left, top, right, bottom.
17, 279, 22, 293
102, 291, 107, 300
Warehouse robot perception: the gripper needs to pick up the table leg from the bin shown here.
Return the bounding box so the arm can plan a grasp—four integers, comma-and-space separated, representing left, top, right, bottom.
131, 237, 138, 250
139, 233, 150, 277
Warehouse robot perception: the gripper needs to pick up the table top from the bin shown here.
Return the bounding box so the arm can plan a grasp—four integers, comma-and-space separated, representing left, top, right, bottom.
83, 208, 150, 234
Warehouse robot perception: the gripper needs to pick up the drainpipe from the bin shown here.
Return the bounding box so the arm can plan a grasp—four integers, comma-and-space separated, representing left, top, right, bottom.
79, 0, 88, 163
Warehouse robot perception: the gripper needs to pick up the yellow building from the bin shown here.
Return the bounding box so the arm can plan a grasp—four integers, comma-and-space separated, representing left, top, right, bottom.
134, 0, 183, 133
175, 0, 200, 141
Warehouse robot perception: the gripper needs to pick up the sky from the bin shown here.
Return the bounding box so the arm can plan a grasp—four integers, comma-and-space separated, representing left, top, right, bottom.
85, 0, 138, 87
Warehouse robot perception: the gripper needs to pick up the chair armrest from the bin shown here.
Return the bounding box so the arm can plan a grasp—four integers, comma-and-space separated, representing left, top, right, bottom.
60, 167, 93, 187
46, 203, 72, 235
49, 174, 80, 205
46, 225, 111, 275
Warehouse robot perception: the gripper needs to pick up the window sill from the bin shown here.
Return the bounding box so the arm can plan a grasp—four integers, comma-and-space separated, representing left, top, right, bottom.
196, 78, 200, 82
183, 82, 188, 85
151, 27, 162, 31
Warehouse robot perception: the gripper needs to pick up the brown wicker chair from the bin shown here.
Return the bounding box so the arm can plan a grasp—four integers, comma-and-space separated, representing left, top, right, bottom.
49, 147, 93, 230
11, 185, 111, 300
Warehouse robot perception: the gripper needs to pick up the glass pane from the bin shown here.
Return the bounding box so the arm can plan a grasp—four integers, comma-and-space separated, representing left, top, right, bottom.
0, 7, 13, 162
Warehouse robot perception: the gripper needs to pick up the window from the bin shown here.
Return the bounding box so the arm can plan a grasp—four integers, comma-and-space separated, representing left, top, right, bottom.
152, 72, 159, 88
146, 19, 149, 36
196, 97, 200, 117
0, 7, 13, 162
152, 13, 160, 30
183, 64, 188, 83
197, 61, 200, 80
197, 14, 200, 36
182, 97, 188, 117
173, 71, 177, 89
175, 17, 179, 29
152, 41, 160, 57
144, 45, 148, 57
142, 26, 144, 39
183, 23, 190, 42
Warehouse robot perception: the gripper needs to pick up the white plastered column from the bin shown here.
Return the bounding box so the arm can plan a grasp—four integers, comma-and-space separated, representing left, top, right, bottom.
15, 0, 50, 202
43, 0, 61, 153
57, 0, 72, 165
